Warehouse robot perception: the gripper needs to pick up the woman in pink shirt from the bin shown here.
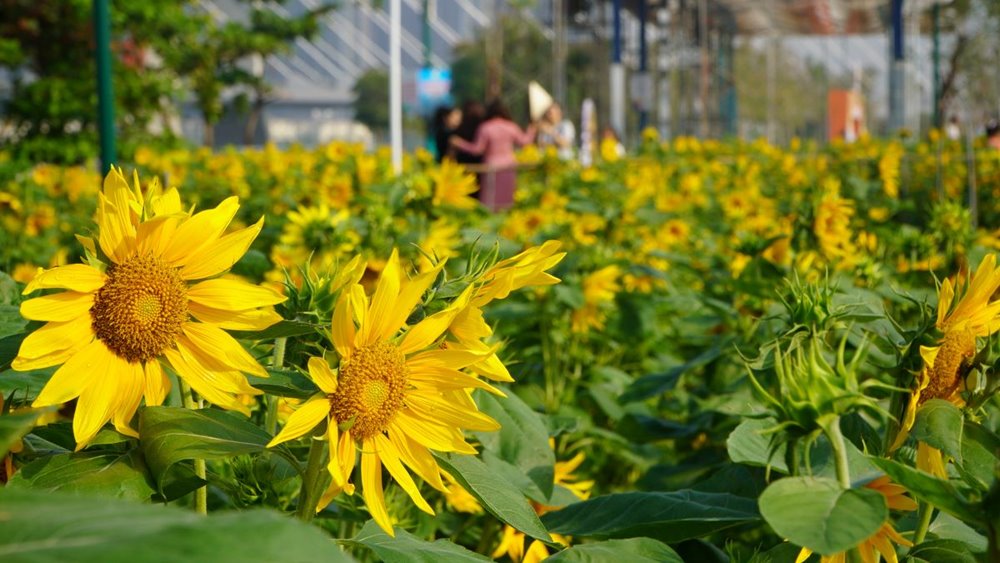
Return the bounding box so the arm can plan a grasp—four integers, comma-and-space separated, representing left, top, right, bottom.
451, 99, 536, 211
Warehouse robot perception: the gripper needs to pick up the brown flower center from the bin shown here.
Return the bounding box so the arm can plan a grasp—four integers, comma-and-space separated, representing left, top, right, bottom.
330, 341, 408, 440
922, 329, 975, 404
90, 254, 188, 363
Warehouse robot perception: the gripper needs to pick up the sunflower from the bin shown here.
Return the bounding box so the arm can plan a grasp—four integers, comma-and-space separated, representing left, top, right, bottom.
13, 169, 284, 449
795, 476, 916, 563
428, 159, 479, 210
267, 249, 505, 535
894, 255, 1000, 450
571, 265, 621, 334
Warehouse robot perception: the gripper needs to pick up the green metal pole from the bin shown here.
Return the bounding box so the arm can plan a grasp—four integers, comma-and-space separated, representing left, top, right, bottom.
422, 0, 432, 69
94, 0, 116, 174
932, 3, 941, 128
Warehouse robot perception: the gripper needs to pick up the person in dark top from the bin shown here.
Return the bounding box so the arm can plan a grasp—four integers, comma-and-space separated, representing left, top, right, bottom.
431, 105, 462, 163
454, 100, 486, 167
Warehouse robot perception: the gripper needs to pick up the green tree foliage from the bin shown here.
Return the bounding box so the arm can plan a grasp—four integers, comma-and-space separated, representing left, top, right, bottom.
352, 69, 390, 133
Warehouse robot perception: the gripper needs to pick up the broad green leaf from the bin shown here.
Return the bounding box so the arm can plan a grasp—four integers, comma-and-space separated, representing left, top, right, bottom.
907, 539, 978, 563
911, 400, 964, 463
0, 408, 47, 457
0, 367, 54, 398
929, 511, 988, 553
0, 333, 26, 370
139, 406, 270, 495
229, 320, 320, 340
434, 452, 551, 543
726, 418, 788, 473
958, 421, 1000, 490
758, 476, 886, 555
5, 451, 155, 501
248, 368, 319, 399
350, 520, 491, 562
474, 389, 555, 500
622, 339, 730, 402
869, 457, 984, 524
0, 271, 20, 305
0, 304, 27, 340
541, 490, 759, 543
547, 538, 682, 562
0, 488, 354, 562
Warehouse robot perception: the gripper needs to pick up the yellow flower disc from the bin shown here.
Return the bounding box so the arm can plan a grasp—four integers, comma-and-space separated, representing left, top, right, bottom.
331, 341, 408, 439
90, 254, 188, 363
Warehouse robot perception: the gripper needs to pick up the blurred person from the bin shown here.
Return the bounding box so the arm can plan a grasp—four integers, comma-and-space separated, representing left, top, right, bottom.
987, 119, 1000, 151
451, 98, 536, 212
453, 100, 486, 167
600, 126, 625, 159
945, 115, 961, 141
537, 102, 576, 160
431, 105, 462, 163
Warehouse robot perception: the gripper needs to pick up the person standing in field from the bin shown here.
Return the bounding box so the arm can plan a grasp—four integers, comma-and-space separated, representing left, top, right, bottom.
450, 99, 536, 212
537, 102, 576, 160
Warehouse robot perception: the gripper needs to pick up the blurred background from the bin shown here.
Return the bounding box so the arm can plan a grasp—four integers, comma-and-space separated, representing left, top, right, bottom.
1, 0, 998, 163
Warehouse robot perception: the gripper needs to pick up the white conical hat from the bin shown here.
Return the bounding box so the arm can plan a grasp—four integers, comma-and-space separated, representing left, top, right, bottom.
528, 81, 554, 121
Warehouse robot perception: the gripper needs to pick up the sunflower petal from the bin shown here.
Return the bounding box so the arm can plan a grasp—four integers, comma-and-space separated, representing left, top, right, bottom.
162, 347, 250, 415
23, 264, 105, 295
374, 434, 434, 514
379, 260, 445, 342
307, 357, 338, 394
15, 315, 95, 363
330, 292, 356, 359
387, 431, 446, 492
72, 346, 134, 449
31, 339, 107, 407
161, 196, 239, 266
20, 292, 94, 322
180, 217, 265, 280
111, 360, 145, 438
267, 397, 329, 447
187, 278, 287, 311
188, 302, 282, 331
144, 360, 171, 406
181, 323, 267, 377
360, 250, 401, 345
361, 446, 394, 536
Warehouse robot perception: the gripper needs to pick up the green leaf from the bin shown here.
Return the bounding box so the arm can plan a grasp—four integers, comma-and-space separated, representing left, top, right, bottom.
758, 476, 886, 555
474, 389, 555, 500
0, 271, 20, 306
726, 418, 788, 473
546, 538, 683, 562
0, 304, 27, 340
434, 452, 551, 543
622, 338, 731, 402
229, 320, 319, 340
0, 408, 48, 457
139, 406, 271, 496
906, 539, 978, 563
0, 367, 53, 398
911, 399, 964, 463
247, 368, 319, 399
350, 520, 492, 562
869, 457, 984, 524
928, 511, 988, 553
0, 333, 27, 370
0, 488, 355, 562
958, 421, 1000, 490
5, 451, 155, 501
541, 490, 760, 543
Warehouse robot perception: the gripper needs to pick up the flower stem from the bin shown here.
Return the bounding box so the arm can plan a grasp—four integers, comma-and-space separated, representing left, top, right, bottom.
824, 416, 851, 489
295, 429, 328, 523
178, 378, 208, 516
264, 337, 287, 436
913, 501, 934, 545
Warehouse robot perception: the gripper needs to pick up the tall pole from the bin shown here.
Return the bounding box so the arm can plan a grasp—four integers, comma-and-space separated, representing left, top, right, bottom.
698, 0, 709, 138
610, 0, 625, 139
94, 0, 116, 174
638, 0, 648, 131
390, 0, 403, 174
553, 0, 566, 106
932, 2, 941, 128
422, 0, 432, 69
888, 0, 905, 133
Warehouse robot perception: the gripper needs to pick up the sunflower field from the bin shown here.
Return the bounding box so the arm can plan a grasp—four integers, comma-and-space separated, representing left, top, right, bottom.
2, 133, 1000, 562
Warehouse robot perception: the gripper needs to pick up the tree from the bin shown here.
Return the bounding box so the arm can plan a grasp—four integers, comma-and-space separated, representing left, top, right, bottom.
353, 69, 390, 133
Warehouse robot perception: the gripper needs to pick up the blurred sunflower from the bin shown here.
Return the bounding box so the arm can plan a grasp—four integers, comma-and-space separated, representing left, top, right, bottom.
429, 159, 479, 210
267, 250, 503, 535
892, 254, 1000, 473
13, 169, 284, 448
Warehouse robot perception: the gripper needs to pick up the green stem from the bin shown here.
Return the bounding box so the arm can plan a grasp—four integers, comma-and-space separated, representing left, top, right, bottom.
295, 429, 328, 523
913, 501, 934, 545
179, 379, 208, 516
824, 416, 851, 489
265, 337, 287, 436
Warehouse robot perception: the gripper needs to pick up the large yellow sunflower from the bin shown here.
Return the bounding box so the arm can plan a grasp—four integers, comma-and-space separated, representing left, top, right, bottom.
893, 254, 1000, 458
13, 169, 284, 449
267, 249, 504, 535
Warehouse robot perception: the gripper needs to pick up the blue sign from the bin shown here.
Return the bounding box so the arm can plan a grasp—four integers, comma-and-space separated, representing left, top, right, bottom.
416, 68, 453, 116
